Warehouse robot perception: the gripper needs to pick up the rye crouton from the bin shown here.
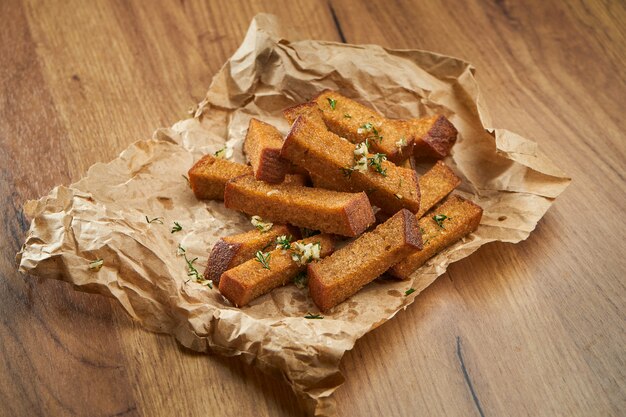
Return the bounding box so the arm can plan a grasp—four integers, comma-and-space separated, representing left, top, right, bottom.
389, 195, 483, 280
308, 209, 422, 311
204, 224, 300, 285
219, 234, 335, 306
244, 118, 288, 184
282, 113, 421, 215
224, 174, 375, 237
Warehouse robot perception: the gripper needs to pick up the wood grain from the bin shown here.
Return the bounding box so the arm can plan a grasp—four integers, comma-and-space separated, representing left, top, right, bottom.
1, 0, 624, 416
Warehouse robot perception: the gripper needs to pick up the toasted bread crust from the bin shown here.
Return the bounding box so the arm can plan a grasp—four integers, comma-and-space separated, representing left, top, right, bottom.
282, 173, 309, 187
257, 147, 286, 183
402, 208, 422, 248
204, 239, 240, 285
244, 119, 287, 184
417, 160, 461, 217
412, 115, 458, 159
224, 174, 375, 237
219, 234, 335, 306
204, 224, 300, 285
310, 90, 415, 163
283, 102, 319, 125
188, 154, 252, 200
389, 195, 482, 280
282, 114, 421, 214
308, 209, 422, 311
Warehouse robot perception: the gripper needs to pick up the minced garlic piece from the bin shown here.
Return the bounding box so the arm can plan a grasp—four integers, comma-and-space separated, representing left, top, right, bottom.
251, 215, 273, 233
353, 143, 369, 172
395, 137, 407, 150
291, 242, 321, 265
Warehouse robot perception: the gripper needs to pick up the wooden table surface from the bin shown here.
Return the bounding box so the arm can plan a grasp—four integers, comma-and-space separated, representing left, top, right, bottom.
1, 1, 624, 416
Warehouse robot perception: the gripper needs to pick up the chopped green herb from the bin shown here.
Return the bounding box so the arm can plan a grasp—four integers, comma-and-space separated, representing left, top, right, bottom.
344, 113, 351, 118
294, 272, 308, 289
368, 153, 387, 176
433, 214, 449, 228
254, 250, 271, 270
359, 122, 383, 142
182, 174, 191, 187
184, 254, 200, 279
214, 146, 233, 159
327, 97, 337, 110
405, 288, 416, 296
371, 126, 383, 143
304, 313, 324, 319
177, 244, 186, 255
275, 235, 292, 250
183, 253, 212, 288
171, 222, 182, 233
88, 259, 104, 271
145, 216, 164, 224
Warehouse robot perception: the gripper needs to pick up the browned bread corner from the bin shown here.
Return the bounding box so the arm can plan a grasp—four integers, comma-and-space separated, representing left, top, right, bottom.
219, 234, 335, 307
389, 194, 483, 280
223, 174, 375, 237
283, 102, 321, 125
308, 209, 422, 312
417, 160, 461, 217
188, 154, 252, 200
410, 115, 458, 160
204, 224, 301, 285
244, 118, 288, 184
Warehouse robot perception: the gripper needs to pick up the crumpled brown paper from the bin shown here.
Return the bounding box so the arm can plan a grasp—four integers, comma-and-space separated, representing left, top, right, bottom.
17, 13, 570, 416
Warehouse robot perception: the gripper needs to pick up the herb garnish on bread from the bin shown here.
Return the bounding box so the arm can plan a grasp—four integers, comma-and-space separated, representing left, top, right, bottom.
219, 234, 335, 307
308, 209, 422, 312
224, 174, 375, 237
389, 195, 483, 280
205, 224, 301, 285
282, 113, 421, 214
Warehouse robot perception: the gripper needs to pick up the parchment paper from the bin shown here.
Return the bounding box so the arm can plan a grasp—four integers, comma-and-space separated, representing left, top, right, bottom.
17, 14, 570, 416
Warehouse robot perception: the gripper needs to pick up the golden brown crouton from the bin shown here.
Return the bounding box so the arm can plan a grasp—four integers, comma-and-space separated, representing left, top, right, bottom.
312, 91, 414, 163
204, 224, 301, 285
416, 160, 461, 217
219, 234, 335, 307
244, 118, 287, 184
389, 195, 483, 280
282, 113, 421, 215
283, 102, 320, 125
409, 115, 458, 160
308, 209, 422, 312
188, 154, 252, 200
224, 174, 375, 237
